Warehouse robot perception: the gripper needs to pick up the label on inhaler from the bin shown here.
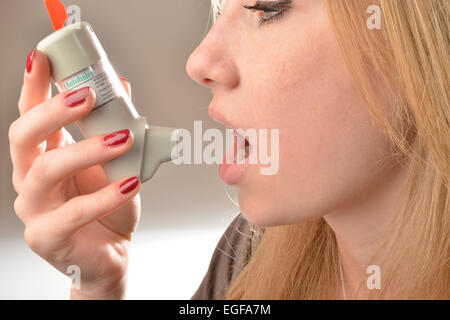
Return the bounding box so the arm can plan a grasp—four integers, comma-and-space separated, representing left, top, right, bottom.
56, 59, 124, 109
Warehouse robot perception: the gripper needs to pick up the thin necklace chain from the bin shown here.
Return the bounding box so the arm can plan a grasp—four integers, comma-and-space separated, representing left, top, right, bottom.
227, 187, 349, 300
338, 250, 347, 300
225, 184, 240, 209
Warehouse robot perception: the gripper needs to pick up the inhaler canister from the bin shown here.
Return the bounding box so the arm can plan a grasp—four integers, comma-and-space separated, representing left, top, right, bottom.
36, 22, 179, 183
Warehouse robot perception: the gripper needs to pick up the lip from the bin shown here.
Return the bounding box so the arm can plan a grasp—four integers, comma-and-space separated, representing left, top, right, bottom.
219, 131, 250, 185
208, 104, 239, 131
209, 104, 252, 185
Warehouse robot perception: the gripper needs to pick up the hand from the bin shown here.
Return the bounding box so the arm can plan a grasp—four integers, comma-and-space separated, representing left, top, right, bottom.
9, 50, 141, 299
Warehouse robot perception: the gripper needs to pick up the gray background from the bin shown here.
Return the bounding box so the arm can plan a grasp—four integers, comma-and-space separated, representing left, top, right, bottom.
0, 0, 239, 299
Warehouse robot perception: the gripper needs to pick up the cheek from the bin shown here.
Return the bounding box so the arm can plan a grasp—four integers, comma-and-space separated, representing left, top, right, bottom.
237, 12, 394, 225
238, 3, 348, 130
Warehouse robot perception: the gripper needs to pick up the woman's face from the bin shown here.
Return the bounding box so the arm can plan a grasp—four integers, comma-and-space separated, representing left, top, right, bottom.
186, 0, 394, 227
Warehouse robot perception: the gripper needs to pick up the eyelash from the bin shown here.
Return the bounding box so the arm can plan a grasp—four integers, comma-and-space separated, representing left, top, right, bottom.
243, 0, 292, 26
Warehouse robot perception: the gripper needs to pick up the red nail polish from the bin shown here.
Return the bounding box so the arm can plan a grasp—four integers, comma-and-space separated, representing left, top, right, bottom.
26, 50, 36, 74
119, 177, 139, 194
64, 87, 91, 107
104, 129, 131, 147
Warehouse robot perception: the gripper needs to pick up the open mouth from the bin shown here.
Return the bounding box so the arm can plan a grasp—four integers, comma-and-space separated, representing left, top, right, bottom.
233, 129, 251, 163
220, 128, 253, 185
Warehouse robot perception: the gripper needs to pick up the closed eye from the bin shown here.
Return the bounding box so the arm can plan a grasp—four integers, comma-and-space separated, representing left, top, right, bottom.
243, 0, 292, 26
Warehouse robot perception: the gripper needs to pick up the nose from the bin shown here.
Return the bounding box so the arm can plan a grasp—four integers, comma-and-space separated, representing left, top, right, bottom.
186, 22, 239, 89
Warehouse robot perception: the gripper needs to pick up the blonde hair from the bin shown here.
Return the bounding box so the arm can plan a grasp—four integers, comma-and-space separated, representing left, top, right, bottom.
211, 0, 449, 299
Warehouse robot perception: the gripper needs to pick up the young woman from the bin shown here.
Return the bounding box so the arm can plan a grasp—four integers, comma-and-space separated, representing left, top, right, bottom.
9, 0, 449, 299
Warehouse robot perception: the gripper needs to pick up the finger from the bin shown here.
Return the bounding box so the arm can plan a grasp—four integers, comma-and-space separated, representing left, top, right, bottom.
13, 87, 95, 149
23, 176, 141, 255
23, 129, 134, 196
119, 76, 131, 99
45, 127, 75, 152
18, 50, 52, 116
47, 76, 130, 152
9, 87, 96, 191
50, 176, 140, 239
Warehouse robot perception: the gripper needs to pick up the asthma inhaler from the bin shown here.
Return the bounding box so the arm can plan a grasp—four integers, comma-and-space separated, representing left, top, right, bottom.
36, 22, 179, 183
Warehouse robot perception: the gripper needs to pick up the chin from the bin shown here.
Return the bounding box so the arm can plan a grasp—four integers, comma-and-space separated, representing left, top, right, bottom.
238, 192, 273, 228
238, 190, 330, 228
237, 191, 301, 228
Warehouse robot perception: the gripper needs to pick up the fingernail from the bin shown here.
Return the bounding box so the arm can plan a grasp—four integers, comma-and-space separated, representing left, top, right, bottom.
119, 177, 139, 194
104, 129, 131, 147
119, 76, 129, 83
26, 50, 36, 74
64, 87, 91, 107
